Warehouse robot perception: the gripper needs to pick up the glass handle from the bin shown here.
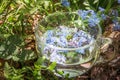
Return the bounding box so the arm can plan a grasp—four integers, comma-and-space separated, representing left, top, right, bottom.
101, 38, 112, 53
96, 37, 115, 63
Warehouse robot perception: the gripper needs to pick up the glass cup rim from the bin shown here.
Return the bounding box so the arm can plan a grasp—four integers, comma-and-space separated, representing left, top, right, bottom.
43, 27, 101, 51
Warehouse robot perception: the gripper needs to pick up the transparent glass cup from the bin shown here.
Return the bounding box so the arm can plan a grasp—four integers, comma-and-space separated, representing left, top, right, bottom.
35, 12, 112, 77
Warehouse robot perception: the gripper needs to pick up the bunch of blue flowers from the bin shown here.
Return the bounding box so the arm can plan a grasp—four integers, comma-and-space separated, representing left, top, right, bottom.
77, 9, 105, 27
46, 26, 93, 48
43, 26, 95, 64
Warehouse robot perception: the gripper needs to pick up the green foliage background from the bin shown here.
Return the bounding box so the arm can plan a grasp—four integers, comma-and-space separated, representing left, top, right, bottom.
0, 0, 119, 80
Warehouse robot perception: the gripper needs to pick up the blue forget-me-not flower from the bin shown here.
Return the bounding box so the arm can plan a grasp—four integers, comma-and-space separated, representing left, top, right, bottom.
101, 14, 107, 20
113, 22, 120, 31
50, 50, 66, 64
78, 10, 89, 20
76, 49, 85, 54
88, 14, 100, 27
98, 7, 105, 12
78, 10, 100, 27
61, 0, 70, 7
98, 7, 107, 20
60, 36, 68, 47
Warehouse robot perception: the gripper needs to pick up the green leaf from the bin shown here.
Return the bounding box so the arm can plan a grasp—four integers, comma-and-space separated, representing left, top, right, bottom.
30, 7, 38, 14
35, 56, 46, 65
24, 0, 30, 4
47, 62, 56, 71
4, 62, 12, 78
12, 75, 23, 80
67, 52, 76, 58
57, 70, 64, 75
44, 1, 50, 9
12, 56, 19, 61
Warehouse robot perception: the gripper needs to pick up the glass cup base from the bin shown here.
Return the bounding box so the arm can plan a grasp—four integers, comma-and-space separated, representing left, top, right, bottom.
53, 59, 95, 77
